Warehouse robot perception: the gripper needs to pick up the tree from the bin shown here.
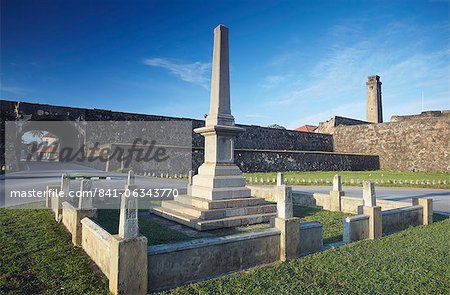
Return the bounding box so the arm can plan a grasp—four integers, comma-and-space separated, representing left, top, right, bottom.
267, 124, 286, 129
29, 130, 44, 139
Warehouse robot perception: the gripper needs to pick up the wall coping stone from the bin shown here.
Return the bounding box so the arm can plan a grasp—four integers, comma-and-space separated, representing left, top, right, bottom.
81, 217, 113, 242
232, 148, 376, 156
62, 201, 76, 210
313, 193, 329, 198
345, 214, 369, 222
300, 221, 322, 229
382, 205, 422, 216
148, 228, 281, 255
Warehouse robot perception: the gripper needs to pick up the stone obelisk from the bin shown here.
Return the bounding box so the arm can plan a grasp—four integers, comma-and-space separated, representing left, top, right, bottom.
151, 25, 276, 230
190, 25, 251, 200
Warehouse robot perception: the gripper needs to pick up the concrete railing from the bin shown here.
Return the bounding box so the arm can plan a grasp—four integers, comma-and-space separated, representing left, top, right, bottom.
343, 198, 433, 243
147, 220, 323, 292
299, 221, 323, 255
382, 205, 423, 234
62, 201, 97, 245
343, 214, 370, 243
247, 185, 278, 202
81, 217, 148, 295
249, 186, 411, 214
148, 229, 281, 292
80, 217, 114, 277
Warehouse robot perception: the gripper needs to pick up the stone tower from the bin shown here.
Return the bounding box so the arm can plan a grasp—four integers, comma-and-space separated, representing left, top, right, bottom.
366, 75, 383, 123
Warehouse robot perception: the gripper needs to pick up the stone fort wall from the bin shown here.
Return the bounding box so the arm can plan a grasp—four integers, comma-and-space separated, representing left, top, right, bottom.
3, 100, 380, 173
333, 111, 450, 172
2, 100, 333, 151
8, 101, 448, 173
316, 116, 369, 134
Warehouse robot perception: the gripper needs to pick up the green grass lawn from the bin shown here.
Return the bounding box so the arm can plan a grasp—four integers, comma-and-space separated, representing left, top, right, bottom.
245, 170, 450, 189
96, 209, 193, 245
163, 218, 450, 294
0, 208, 109, 294
294, 206, 350, 244
2, 202, 449, 294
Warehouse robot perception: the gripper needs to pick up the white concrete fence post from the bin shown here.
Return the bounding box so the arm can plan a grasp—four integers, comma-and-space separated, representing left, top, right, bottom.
187, 170, 194, 195
329, 174, 344, 212
119, 171, 139, 240
108, 170, 148, 295
362, 180, 382, 240
276, 172, 284, 186
78, 179, 93, 210
51, 173, 70, 221
412, 197, 433, 225
274, 183, 300, 261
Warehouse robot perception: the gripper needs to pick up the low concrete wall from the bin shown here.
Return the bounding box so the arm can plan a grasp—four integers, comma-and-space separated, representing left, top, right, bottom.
341, 197, 363, 214
247, 185, 277, 202
343, 214, 369, 243
80, 217, 148, 295
81, 217, 113, 277
291, 192, 410, 214
50, 190, 64, 221
148, 228, 281, 292
382, 205, 422, 234
45, 185, 60, 208
344, 202, 429, 242
377, 199, 411, 211
291, 191, 317, 207
62, 202, 97, 245
300, 221, 323, 255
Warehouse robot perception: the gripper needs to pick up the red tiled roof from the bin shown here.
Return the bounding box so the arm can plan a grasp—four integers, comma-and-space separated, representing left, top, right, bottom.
42, 132, 58, 138
294, 125, 318, 132
36, 144, 58, 153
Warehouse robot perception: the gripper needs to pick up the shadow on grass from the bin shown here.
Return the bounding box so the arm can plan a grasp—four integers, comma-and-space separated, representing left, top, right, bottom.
433, 213, 449, 223
96, 209, 193, 245
293, 205, 322, 218
294, 205, 350, 245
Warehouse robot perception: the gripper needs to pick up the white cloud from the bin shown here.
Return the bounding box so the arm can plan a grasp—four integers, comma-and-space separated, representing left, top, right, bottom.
260, 74, 290, 89
263, 19, 449, 128
143, 58, 211, 89
245, 114, 271, 119
0, 84, 30, 96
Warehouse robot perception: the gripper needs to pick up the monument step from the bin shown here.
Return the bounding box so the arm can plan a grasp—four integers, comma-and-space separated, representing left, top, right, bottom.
192, 174, 246, 188
151, 206, 276, 231
160, 200, 277, 220
197, 212, 276, 231
175, 195, 268, 210
161, 201, 202, 218
197, 164, 244, 177
190, 185, 251, 200
150, 207, 201, 228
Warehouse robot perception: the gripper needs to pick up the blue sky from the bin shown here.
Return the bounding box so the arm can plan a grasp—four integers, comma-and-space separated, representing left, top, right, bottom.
1, 0, 449, 129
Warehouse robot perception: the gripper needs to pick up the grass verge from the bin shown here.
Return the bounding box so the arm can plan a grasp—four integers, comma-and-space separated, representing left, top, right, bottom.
163, 218, 450, 294
245, 170, 450, 189
0, 208, 109, 294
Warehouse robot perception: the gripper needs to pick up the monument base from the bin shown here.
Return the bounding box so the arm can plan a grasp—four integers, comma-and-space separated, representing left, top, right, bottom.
151, 195, 276, 231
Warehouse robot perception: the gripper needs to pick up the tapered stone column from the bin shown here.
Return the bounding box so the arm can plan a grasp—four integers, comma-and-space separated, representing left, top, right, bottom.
119, 170, 139, 239
191, 25, 250, 200
151, 25, 277, 230
362, 180, 382, 239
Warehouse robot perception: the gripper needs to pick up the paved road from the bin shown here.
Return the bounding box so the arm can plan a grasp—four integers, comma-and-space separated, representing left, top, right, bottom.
291, 185, 450, 214
2, 163, 449, 213
1, 163, 187, 208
